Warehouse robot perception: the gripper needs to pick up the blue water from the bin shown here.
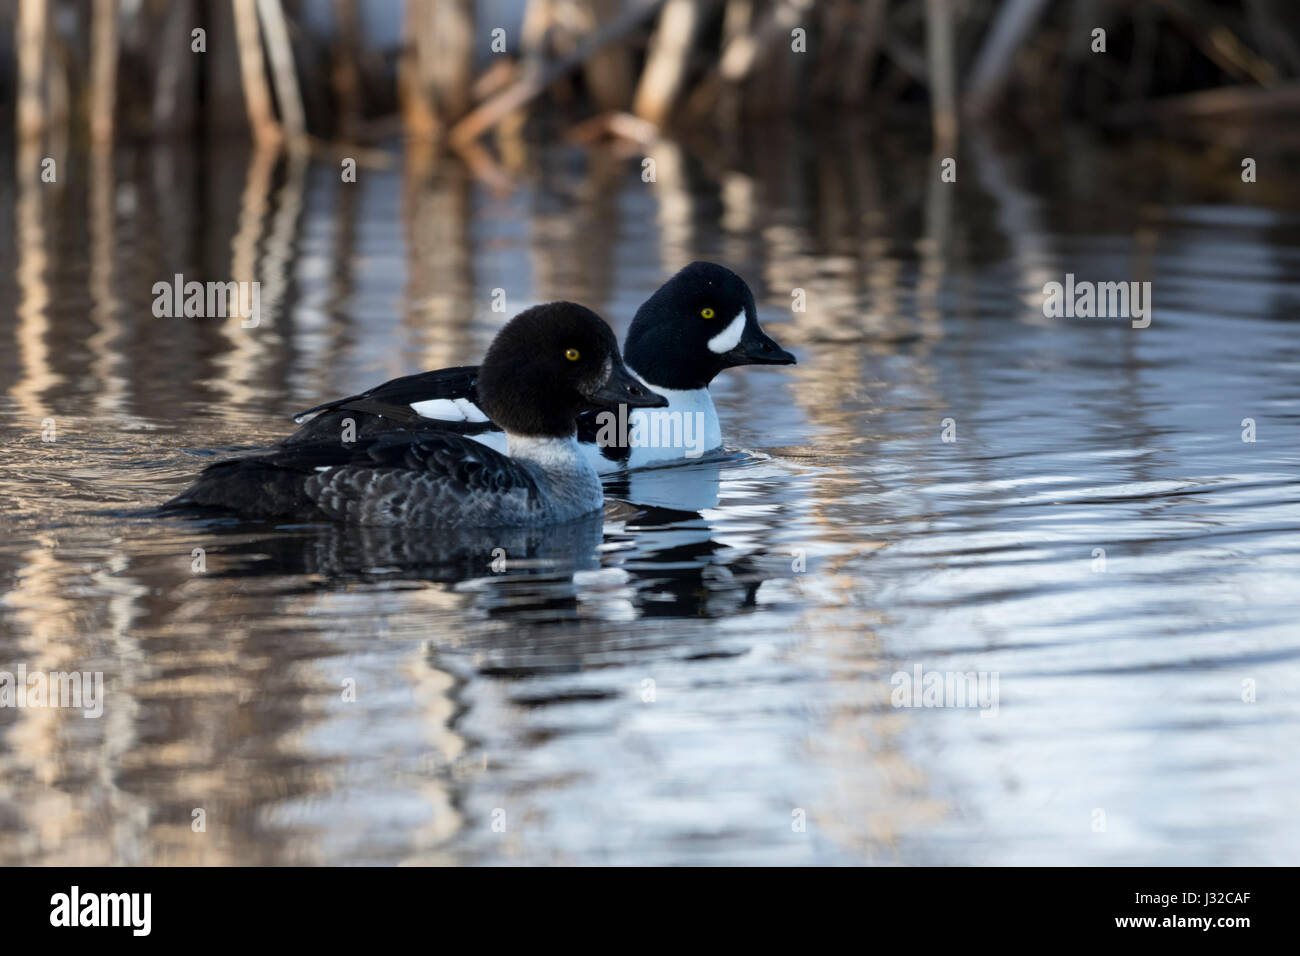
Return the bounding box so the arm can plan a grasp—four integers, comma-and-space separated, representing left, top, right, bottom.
1, 128, 1297, 864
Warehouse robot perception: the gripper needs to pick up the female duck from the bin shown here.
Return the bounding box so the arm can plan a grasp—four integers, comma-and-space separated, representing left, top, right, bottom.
165, 303, 667, 527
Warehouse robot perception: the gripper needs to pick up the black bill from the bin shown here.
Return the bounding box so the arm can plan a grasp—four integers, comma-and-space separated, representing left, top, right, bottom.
719, 323, 797, 368
587, 362, 669, 408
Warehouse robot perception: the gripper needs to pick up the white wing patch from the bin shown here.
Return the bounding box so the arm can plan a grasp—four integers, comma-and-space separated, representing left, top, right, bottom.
467, 431, 509, 455
707, 309, 746, 354
409, 397, 489, 422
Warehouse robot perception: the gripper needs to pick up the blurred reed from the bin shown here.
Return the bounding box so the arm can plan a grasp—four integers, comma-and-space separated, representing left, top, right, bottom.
5, 0, 1300, 161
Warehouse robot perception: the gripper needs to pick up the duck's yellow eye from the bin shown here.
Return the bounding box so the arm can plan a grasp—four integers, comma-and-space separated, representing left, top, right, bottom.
565, 348, 580, 361
701, 307, 715, 319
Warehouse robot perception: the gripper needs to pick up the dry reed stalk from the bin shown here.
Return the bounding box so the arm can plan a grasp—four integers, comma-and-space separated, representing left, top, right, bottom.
89, 0, 118, 147
399, 0, 439, 141
924, 0, 958, 151
965, 0, 1050, 118
451, 0, 667, 149
633, 0, 714, 125
16, 0, 47, 141
257, 0, 309, 147
233, 0, 282, 147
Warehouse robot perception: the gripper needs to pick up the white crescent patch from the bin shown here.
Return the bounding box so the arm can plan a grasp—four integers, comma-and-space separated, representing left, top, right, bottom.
409, 397, 489, 422
707, 309, 747, 354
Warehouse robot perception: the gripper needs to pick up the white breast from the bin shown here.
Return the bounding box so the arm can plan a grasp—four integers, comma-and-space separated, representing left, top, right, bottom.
608, 374, 722, 470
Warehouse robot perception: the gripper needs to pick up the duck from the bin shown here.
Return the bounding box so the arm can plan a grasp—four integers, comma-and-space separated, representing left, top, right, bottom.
286, 262, 796, 472
164, 303, 668, 527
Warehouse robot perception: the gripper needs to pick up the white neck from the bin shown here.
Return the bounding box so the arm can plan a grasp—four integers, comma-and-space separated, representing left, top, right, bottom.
506, 432, 603, 518
507, 432, 589, 472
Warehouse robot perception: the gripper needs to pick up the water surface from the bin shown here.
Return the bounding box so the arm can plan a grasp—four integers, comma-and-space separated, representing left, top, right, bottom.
1, 126, 1297, 865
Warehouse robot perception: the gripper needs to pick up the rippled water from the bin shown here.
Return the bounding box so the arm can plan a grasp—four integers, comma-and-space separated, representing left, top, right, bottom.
1, 126, 1298, 865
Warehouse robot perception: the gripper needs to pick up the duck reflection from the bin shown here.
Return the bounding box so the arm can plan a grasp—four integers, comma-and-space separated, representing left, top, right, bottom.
180, 513, 603, 587
603, 452, 742, 513
615, 510, 767, 620
606, 458, 776, 620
